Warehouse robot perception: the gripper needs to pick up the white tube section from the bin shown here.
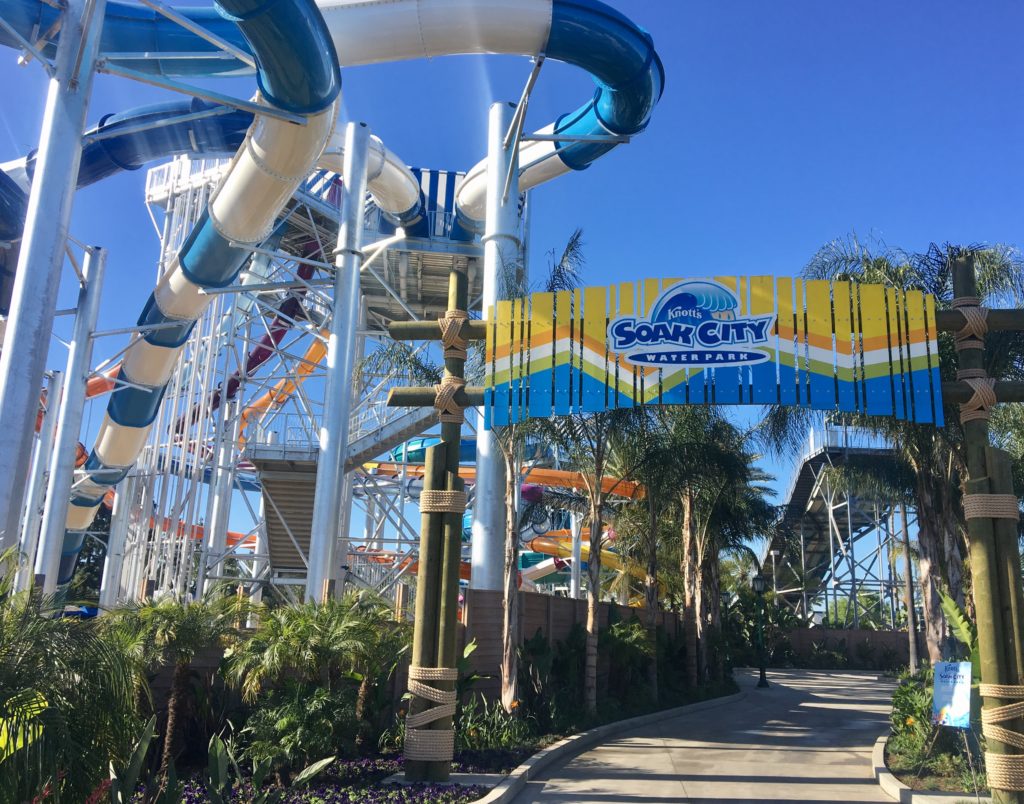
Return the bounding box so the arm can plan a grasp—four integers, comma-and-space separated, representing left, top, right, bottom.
320, 131, 420, 219
457, 122, 568, 222
318, 0, 551, 67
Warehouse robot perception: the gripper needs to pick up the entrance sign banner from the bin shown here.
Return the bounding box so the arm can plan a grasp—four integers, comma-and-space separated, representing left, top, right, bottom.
932, 661, 972, 729
483, 276, 945, 428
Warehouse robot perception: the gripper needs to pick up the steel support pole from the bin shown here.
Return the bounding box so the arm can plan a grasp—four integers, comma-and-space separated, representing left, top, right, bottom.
198, 399, 239, 596
306, 122, 370, 603
471, 102, 520, 591
569, 510, 583, 599
0, 0, 107, 549
16, 370, 65, 592
332, 294, 366, 597
99, 470, 136, 610
35, 247, 106, 593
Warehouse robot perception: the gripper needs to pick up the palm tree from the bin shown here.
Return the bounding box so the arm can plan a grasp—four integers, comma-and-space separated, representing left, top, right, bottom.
0, 552, 139, 801
109, 589, 249, 774
492, 229, 584, 713
359, 228, 585, 715
542, 407, 636, 714
767, 239, 1024, 661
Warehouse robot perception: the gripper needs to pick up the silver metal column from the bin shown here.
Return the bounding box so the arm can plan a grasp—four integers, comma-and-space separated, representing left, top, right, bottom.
198, 398, 238, 597
569, 511, 583, 599
99, 470, 136, 610
16, 370, 65, 592
306, 122, 370, 603
35, 247, 106, 593
0, 0, 107, 548
471, 101, 520, 591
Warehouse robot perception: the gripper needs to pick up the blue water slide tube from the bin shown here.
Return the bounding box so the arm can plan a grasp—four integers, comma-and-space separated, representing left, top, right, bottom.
0, 96, 430, 313
48, 0, 341, 584
391, 437, 477, 465
452, 0, 664, 234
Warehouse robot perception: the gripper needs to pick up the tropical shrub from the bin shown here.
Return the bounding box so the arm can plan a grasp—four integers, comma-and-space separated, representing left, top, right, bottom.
455, 696, 534, 751
0, 568, 139, 802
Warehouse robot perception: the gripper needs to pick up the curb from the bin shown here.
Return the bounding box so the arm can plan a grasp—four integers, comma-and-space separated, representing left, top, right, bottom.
872, 734, 991, 803
471, 690, 747, 804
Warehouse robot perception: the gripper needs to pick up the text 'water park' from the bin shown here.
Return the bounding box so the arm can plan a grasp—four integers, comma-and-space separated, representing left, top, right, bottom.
1, 0, 1024, 802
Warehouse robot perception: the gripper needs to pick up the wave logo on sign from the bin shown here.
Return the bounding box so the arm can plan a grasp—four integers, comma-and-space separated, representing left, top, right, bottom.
608, 280, 777, 367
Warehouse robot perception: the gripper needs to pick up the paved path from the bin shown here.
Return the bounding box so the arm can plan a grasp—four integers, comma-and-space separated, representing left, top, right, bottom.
512, 669, 895, 803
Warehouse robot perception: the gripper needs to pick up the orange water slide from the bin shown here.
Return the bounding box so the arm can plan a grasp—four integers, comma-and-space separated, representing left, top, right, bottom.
237, 331, 328, 444
357, 549, 472, 581
364, 463, 643, 499
526, 534, 664, 591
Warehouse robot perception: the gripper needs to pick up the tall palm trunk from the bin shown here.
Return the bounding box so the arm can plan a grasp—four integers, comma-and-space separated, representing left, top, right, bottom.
914, 473, 950, 661
161, 660, 190, 774
702, 549, 722, 681
500, 451, 520, 713
644, 498, 659, 702
680, 489, 698, 688
356, 675, 373, 751
584, 494, 603, 715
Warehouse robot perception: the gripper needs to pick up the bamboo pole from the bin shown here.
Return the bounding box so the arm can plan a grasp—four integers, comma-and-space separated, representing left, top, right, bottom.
989, 447, 1024, 686
953, 255, 1022, 804
404, 444, 445, 782
423, 265, 470, 781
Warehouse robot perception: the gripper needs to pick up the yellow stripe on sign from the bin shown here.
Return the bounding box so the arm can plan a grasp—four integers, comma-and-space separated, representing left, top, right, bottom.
493, 299, 513, 385
615, 282, 638, 405
530, 292, 555, 373
554, 290, 572, 415
485, 304, 495, 389
529, 291, 554, 418
582, 285, 609, 411
887, 287, 908, 417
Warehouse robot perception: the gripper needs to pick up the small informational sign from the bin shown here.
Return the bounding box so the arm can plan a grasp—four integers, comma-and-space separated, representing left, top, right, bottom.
932, 661, 972, 729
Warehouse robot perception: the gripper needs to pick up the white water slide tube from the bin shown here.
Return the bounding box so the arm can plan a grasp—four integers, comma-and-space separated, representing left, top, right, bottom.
0, 0, 662, 584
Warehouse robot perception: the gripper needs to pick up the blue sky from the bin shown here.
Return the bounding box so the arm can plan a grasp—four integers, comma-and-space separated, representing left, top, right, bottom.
2, 0, 1023, 501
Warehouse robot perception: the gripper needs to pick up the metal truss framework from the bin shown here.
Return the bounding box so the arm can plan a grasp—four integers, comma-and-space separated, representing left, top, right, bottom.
767, 426, 923, 631
99, 155, 492, 605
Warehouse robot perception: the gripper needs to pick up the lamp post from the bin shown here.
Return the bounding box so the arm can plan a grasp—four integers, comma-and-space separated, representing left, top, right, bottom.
751, 573, 770, 688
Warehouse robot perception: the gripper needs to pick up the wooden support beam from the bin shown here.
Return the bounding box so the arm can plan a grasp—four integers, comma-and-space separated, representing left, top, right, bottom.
941, 381, 1024, 404
935, 308, 1024, 333
387, 386, 486, 408
388, 319, 487, 342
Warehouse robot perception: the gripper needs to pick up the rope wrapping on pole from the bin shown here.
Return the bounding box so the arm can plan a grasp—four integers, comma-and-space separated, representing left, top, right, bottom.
419, 489, 467, 514
963, 493, 1021, 521
958, 377, 997, 423
405, 665, 458, 762
434, 375, 467, 424
952, 296, 989, 352
438, 310, 469, 360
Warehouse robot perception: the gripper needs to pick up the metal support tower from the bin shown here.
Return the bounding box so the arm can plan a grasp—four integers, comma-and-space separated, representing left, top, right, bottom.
471, 101, 520, 591
0, 0, 107, 548
36, 247, 106, 593
767, 424, 921, 631
306, 122, 370, 602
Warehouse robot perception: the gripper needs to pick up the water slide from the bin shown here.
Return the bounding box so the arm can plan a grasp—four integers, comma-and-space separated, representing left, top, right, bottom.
0, 0, 661, 585
367, 461, 644, 499
526, 533, 664, 591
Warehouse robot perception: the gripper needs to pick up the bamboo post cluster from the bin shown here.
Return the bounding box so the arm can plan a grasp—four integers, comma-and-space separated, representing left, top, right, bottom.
951, 256, 1024, 804
387, 266, 481, 782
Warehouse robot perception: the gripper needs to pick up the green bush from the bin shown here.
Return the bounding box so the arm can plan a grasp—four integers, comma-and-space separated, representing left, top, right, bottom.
240, 681, 359, 771
599, 618, 654, 708
456, 695, 535, 751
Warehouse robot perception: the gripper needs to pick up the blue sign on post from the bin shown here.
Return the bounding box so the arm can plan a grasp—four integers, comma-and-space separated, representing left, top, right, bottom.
932, 661, 972, 729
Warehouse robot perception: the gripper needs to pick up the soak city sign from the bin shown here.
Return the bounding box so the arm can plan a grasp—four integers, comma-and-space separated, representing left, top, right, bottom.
483, 276, 945, 427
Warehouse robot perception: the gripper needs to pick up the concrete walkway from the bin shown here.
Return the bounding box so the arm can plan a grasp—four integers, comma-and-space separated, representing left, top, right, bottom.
512, 668, 896, 803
